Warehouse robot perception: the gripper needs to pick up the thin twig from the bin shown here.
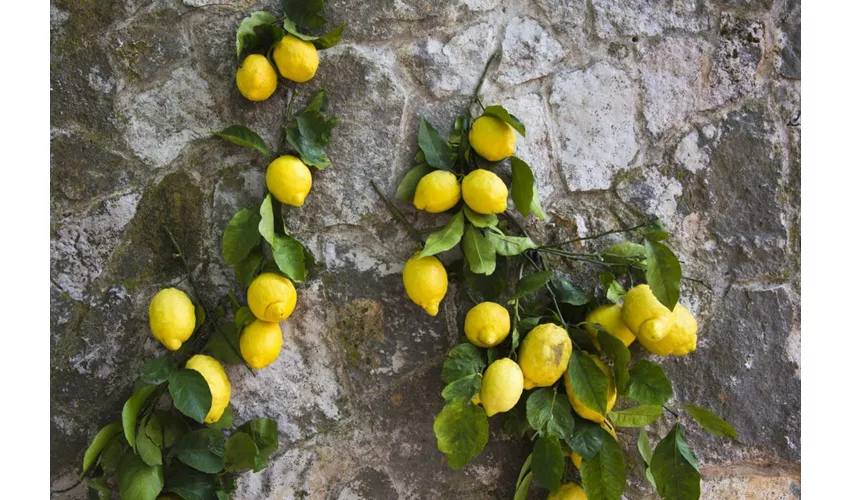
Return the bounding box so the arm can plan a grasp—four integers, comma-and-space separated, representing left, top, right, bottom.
51, 478, 84, 494
683, 276, 712, 291
278, 88, 299, 156
540, 221, 653, 249
468, 50, 500, 115
370, 180, 425, 244
663, 405, 680, 419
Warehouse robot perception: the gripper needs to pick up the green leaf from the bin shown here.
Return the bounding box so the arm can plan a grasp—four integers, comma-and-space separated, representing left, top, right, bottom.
171, 429, 226, 474
433, 400, 489, 470
140, 357, 176, 386
601, 241, 647, 270
155, 410, 189, 449
222, 208, 262, 265
313, 24, 345, 49
509, 157, 535, 217
514, 471, 533, 500
567, 350, 610, 415
87, 476, 111, 500
685, 404, 738, 438
252, 23, 286, 49
651, 424, 701, 500
136, 417, 162, 466
596, 329, 630, 393
122, 384, 157, 450
529, 185, 547, 220
463, 226, 497, 275
441, 373, 481, 403
236, 419, 279, 458
168, 370, 212, 424
550, 275, 589, 306
608, 405, 663, 427
482, 106, 526, 136
579, 432, 626, 500
639, 219, 670, 241
486, 231, 537, 256
644, 239, 682, 311
164, 463, 218, 500
282, 18, 318, 41
517, 453, 533, 490
81, 421, 122, 477
206, 404, 233, 430
203, 322, 242, 365
463, 257, 506, 301
463, 206, 499, 229
258, 194, 275, 245
234, 248, 264, 289
100, 435, 126, 476
525, 388, 574, 440
510, 270, 552, 302
531, 436, 564, 492
638, 428, 653, 465
235, 307, 256, 330
285, 91, 339, 170
570, 418, 605, 459
236, 11, 277, 57
418, 116, 454, 171
213, 126, 270, 156
441, 343, 486, 383
225, 432, 260, 472
271, 235, 307, 282
567, 324, 600, 355
395, 164, 433, 201
626, 360, 674, 406
421, 211, 464, 257
117, 450, 164, 500
281, 0, 326, 29
600, 272, 627, 302
503, 400, 532, 439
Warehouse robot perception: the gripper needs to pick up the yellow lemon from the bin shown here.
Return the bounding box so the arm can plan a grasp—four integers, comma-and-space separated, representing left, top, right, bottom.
413, 171, 461, 213
547, 482, 588, 500
584, 304, 636, 348
267, 155, 312, 207
518, 323, 572, 390
461, 169, 508, 215
148, 288, 196, 351
566, 354, 616, 423
403, 252, 448, 316
570, 423, 616, 468
247, 273, 297, 323
236, 54, 278, 101
240, 319, 283, 369
621, 284, 697, 356
272, 35, 319, 83
479, 358, 524, 417
464, 302, 511, 348
184, 355, 231, 423
468, 115, 516, 161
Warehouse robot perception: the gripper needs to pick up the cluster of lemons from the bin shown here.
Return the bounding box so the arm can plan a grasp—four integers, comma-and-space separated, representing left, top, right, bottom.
146, 273, 299, 423
403, 114, 518, 316
236, 35, 319, 102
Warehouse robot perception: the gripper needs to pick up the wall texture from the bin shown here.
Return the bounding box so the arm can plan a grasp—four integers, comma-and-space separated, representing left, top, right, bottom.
50, 0, 801, 498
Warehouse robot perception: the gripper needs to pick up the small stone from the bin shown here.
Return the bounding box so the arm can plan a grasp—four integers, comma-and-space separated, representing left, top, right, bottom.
702, 474, 800, 499
674, 130, 710, 173
497, 18, 565, 86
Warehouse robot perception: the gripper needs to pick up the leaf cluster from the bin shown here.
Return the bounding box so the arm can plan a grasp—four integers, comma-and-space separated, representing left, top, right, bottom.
236, 1, 344, 60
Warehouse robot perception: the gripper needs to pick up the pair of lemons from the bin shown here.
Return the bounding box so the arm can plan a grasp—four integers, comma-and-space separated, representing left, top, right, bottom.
147, 273, 298, 423
236, 35, 319, 102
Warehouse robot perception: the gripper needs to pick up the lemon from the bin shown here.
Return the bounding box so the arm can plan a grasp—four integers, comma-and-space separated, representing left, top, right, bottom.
247, 273, 297, 323
570, 423, 616, 468
464, 302, 511, 348
584, 304, 636, 348
403, 252, 448, 316
461, 169, 508, 215
240, 319, 283, 369
479, 358, 524, 416
621, 284, 697, 356
273, 35, 319, 83
413, 171, 461, 213
468, 115, 516, 161
148, 288, 196, 351
566, 354, 616, 423
184, 354, 231, 423
547, 482, 587, 500
236, 54, 278, 101
518, 323, 572, 390
267, 155, 312, 207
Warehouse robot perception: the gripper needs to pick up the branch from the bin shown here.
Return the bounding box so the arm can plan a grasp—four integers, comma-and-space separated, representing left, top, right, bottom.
370, 180, 425, 245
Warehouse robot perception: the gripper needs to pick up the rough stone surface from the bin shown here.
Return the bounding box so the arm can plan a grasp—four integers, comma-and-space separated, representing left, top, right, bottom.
50, 0, 801, 497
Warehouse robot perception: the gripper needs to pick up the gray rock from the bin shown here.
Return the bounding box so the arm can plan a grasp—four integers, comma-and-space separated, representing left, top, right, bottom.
497, 17, 565, 86
592, 0, 709, 38
776, 0, 801, 80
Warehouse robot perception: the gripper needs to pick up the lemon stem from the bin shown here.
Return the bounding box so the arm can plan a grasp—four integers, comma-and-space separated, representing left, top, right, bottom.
539, 220, 656, 249
468, 50, 500, 116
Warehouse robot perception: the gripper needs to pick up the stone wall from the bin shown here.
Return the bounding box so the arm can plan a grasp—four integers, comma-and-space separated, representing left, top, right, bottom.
50, 0, 801, 498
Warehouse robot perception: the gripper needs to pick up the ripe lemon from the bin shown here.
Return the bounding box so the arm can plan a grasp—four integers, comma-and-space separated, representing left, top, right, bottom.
149, 288, 196, 351
273, 35, 319, 83
240, 319, 283, 369
236, 54, 278, 102
547, 482, 587, 500
565, 354, 616, 423
479, 358, 524, 416
402, 252, 448, 316
267, 155, 312, 207
247, 273, 297, 323
621, 284, 697, 356
464, 302, 511, 348
184, 354, 231, 423
570, 423, 616, 468
584, 304, 636, 348
413, 170, 461, 213
518, 323, 572, 390
461, 169, 508, 215
468, 115, 516, 161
